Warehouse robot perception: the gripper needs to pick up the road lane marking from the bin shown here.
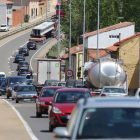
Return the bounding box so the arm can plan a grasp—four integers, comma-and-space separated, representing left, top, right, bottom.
2, 99, 39, 140
30, 38, 55, 71
0, 31, 31, 48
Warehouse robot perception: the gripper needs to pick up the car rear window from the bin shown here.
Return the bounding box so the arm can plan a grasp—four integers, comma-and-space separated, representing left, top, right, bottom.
20, 62, 28, 65
103, 88, 125, 93
18, 86, 35, 92
17, 55, 23, 58
77, 108, 140, 138
40, 88, 58, 97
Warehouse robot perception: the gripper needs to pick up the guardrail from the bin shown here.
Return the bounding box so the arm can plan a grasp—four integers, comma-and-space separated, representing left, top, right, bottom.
0, 14, 56, 41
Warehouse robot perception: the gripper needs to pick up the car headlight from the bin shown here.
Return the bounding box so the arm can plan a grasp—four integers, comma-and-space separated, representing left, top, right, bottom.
38, 102, 45, 105
52, 106, 62, 114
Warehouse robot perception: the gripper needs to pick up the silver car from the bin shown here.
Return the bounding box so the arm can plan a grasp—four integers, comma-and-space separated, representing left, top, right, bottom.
100, 86, 128, 97
53, 97, 140, 140
15, 85, 37, 103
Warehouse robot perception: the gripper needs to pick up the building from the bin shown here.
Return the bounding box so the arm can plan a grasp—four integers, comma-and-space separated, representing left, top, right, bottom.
84, 22, 135, 49
108, 33, 140, 95
0, 0, 13, 27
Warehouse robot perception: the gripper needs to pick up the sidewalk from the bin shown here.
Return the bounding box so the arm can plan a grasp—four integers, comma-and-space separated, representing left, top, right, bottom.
0, 99, 31, 140
0, 10, 56, 37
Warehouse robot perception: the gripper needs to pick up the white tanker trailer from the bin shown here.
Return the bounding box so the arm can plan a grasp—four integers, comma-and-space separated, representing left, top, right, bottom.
83, 58, 127, 92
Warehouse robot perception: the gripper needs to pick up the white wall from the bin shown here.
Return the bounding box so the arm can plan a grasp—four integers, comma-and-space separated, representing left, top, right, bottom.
0, 2, 6, 25
86, 25, 135, 48
6, 4, 13, 27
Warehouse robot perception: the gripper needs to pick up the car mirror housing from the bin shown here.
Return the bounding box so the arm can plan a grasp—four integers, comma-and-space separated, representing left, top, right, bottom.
33, 95, 38, 98
52, 127, 70, 138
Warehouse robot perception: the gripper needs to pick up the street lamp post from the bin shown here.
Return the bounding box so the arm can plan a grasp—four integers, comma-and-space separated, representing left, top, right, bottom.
69, 0, 72, 69
46, 0, 48, 21
21, 0, 23, 27
57, 0, 61, 58
97, 0, 100, 58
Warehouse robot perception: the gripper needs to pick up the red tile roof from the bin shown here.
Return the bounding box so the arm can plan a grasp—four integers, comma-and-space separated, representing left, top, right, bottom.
1, 0, 13, 4
62, 44, 83, 59
106, 46, 119, 51
84, 22, 134, 38
114, 33, 140, 46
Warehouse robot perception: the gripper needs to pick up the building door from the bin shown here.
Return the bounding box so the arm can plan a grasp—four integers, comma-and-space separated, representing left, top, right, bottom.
36, 8, 37, 16
7, 18, 9, 26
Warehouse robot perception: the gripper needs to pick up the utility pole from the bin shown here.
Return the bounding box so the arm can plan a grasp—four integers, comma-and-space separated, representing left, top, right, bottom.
46, 0, 48, 21
82, 0, 86, 82
97, 0, 100, 58
21, 0, 23, 27
57, 0, 61, 58
69, 0, 72, 69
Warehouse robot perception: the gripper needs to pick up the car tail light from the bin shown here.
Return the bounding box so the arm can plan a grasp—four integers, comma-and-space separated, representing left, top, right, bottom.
18, 71, 20, 74
26, 50, 28, 52
91, 93, 96, 96
101, 94, 106, 97
124, 95, 128, 97
28, 72, 30, 74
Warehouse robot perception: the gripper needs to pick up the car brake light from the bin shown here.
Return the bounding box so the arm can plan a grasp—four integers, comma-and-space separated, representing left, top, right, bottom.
26, 50, 28, 52
101, 94, 106, 97
28, 72, 30, 74
124, 95, 128, 97
91, 93, 96, 96
18, 71, 20, 74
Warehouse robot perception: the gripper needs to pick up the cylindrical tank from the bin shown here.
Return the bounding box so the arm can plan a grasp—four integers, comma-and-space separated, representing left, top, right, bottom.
87, 61, 126, 88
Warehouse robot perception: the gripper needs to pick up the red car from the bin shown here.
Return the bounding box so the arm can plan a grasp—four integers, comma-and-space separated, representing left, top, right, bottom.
48, 88, 92, 131
34, 86, 65, 117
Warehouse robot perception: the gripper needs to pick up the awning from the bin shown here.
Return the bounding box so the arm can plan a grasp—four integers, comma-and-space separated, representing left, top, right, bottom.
7, 16, 11, 19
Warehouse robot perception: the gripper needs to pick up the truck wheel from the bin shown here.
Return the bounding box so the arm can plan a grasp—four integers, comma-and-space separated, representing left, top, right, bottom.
49, 122, 54, 132
16, 99, 19, 103
36, 111, 42, 117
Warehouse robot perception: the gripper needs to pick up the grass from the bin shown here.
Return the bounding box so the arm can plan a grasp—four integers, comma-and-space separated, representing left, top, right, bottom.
46, 40, 68, 59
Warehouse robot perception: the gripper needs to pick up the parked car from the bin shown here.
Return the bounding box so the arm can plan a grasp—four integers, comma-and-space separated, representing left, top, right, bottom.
57, 81, 66, 87
27, 41, 37, 50
15, 85, 37, 103
19, 47, 29, 56
14, 54, 25, 63
17, 61, 29, 71
34, 86, 65, 117
53, 97, 140, 139
11, 85, 20, 100
17, 67, 32, 77
48, 88, 91, 131
0, 83, 6, 95
6, 76, 27, 99
44, 79, 59, 86
0, 24, 9, 32
99, 86, 128, 97
0, 72, 6, 78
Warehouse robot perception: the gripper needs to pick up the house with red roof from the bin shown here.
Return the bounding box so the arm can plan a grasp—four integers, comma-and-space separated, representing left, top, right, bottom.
0, 0, 13, 27
84, 22, 135, 49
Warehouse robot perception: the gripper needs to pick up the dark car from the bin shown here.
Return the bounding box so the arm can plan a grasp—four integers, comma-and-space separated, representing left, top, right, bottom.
19, 47, 29, 56
27, 41, 37, 50
0, 82, 6, 95
15, 85, 37, 103
17, 67, 33, 78
6, 76, 27, 99
44, 79, 59, 87
66, 79, 83, 88
17, 61, 29, 71
14, 54, 25, 63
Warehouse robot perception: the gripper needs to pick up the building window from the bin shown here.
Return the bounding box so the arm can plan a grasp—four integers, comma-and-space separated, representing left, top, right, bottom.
109, 35, 119, 38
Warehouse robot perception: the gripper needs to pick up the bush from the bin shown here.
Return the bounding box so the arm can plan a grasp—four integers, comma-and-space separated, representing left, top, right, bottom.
24, 14, 30, 22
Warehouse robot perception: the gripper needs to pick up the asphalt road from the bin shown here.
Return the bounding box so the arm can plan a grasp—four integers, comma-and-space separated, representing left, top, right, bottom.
0, 31, 56, 140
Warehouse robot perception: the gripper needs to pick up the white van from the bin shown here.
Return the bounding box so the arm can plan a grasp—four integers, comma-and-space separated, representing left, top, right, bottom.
0, 72, 6, 78
0, 24, 9, 32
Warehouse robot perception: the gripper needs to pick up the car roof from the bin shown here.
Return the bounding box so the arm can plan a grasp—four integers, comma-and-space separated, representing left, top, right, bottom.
103, 86, 124, 89
20, 47, 28, 49
0, 72, 5, 74
17, 84, 34, 87
28, 41, 36, 43
56, 88, 90, 92
79, 97, 140, 108
8, 76, 26, 78
19, 67, 28, 70
42, 86, 65, 89
16, 54, 24, 56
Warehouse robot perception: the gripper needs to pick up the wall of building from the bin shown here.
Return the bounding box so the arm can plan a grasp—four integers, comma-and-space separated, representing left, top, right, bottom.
0, 2, 6, 25
119, 35, 139, 89
29, 1, 39, 19
6, 4, 13, 27
86, 25, 135, 48
12, 7, 25, 27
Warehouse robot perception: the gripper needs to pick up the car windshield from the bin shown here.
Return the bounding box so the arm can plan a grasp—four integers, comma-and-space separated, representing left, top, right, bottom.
0, 74, 5, 78
28, 42, 34, 45
40, 88, 58, 97
14, 85, 19, 91
20, 62, 28, 65
1, 25, 6, 27
45, 80, 58, 86
103, 88, 125, 93
20, 69, 28, 72
17, 55, 23, 58
0, 78, 6, 85
77, 108, 140, 138
54, 91, 91, 103
1, 83, 6, 87
17, 86, 35, 92
9, 78, 27, 85
58, 83, 65, 87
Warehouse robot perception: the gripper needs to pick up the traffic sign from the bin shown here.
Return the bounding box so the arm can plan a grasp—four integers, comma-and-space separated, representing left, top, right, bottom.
65, 69, 73, 78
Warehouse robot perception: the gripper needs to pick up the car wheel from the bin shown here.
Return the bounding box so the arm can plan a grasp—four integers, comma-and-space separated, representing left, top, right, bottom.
16, 99, 19, 103
49, 121, 54, 132
36, 111, 42, 117
12, 98, 14, 100
7, 95, 9, 99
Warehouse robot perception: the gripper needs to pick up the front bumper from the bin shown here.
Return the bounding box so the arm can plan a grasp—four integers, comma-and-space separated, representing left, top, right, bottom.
37, 104, 49, 114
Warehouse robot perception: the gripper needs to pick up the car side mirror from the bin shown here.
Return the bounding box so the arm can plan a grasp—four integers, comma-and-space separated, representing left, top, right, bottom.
52, 127, 70, 138
33, 95, 38, 98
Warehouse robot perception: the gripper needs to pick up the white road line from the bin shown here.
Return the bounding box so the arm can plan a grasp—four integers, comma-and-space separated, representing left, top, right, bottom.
10, 71, 14, 73
2, 99, 39, 140
30, 39, 55, 71
0, 30, 31, 48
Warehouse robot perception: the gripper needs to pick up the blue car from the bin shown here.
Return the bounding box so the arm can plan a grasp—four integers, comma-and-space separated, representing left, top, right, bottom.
0, 83, 6, 95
